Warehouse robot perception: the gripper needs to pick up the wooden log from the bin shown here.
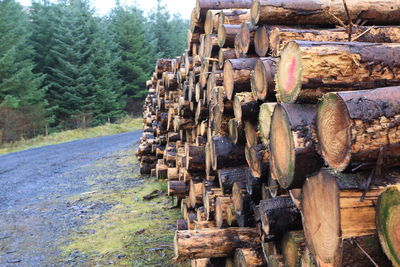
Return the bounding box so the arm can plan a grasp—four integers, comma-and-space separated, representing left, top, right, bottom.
204, 10, 220, 34
276, 41, 400, 103
218, 48, 236, 69
232, 182, 251, 216
204, 189, 223, 220
177, 219, 188, 230
234, 247, 266, 267
300, 247, 316, 267
189, 179, 203, 207
251, 57, 276, 101
218, 24, 241, 48
187, 211, 197, 230
259, 196, 302, 238
250, 0, 400, 26
218, 166, 248, 194
156, 161, 168, 179
190, 8, 205, 33
239, 22, 256, 56
376, 186, 400, 266
174, 227, 260, 261
218, 9, 251, 27
270, 104, 323, 189
281, 231, 306, 267
194, 220, 217, 230
228, 118, 245, 145
233, 92, 260, 123
268, 26, 400, 57
245, 143, 269, 178
203, 34, 219, 60
197, 206, 207, 221
261, 240, 279, 265
194, 0, 253, 22
302, 169, 400, 267
258, 103, 276, 147
215, 196, 233, 228
155, 59, 173, 78
254, 24, 269, 57
186, 143, 206, 171
223, 58, 258, 100
226, 205, 238, 227
316, 86, 400, 172
168, 180, 189, 197
168, 167, 179, 180
210, 135, 246, 170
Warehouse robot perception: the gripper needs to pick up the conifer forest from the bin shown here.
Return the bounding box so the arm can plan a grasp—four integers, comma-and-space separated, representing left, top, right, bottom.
0, 0, 188, 143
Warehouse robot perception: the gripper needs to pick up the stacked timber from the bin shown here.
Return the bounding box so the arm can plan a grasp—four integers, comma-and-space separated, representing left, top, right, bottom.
137, 0, 400, 266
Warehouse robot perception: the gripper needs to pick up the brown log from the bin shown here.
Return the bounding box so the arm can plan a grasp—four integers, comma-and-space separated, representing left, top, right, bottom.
210, 135, 246, 170
258, 103, 276, 148
232, 182, 252, 217
215, 196, 233, 228
174, 227, 260, 261
234, 247, 266, 267
261, 240, 279, 265
317, 86, 400, 172
276, 41, 400, 103
251, 57, 276, 101
203, 34, 219, 60
177, 219, 188, 230
218, 166, 248, 194
204, 10, 220, 34
194, 0, 253, 22
156, 161, 168, 179
187, 211, 197, 230
302, 170, 400, 267
228, 118, 245, 145
259, 196, 302, 238
168, 180, 189, 197
281, 231, 306, 267
226, 205, 238, 227
233, 92, 260, 123
250, 0, 400, 26
197, 206, 207, 221
204, 189, 223, 220
186, 143, 206, 171
270, 104, 323, 189
189, 179, 203, 207
239, 22, 256, 56
245, 143, 269, 178
223, 58, 258, 100
268, 26, 400, 57
218, 9, 251, 27
155, 59, 173, 78
194, 220, 217, 230
190, 8, 205, 33
218, 48, 236, 69
167, 167, 179, 180
218, 24, 241, 48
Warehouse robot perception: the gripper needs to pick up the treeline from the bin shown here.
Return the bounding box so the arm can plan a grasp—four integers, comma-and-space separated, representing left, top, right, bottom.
0, 0, 187, 142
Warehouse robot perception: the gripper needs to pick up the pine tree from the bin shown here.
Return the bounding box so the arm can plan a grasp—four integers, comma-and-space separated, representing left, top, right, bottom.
0, 0, 48, 140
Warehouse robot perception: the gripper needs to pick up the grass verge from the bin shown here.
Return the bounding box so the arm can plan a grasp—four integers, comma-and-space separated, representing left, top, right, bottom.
0, 116, 142, 155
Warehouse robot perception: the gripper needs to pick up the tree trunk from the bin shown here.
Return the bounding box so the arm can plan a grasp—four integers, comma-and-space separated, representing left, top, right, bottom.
270, 104, 323, 189
250, 0, 400, 26
218, 24, 241, 48
194, 0, 253, 22
204, 10, 220, 34
302, 169, 400, 267
317, 86, 400, 172
210, 135, 246, 170
174, 227, 260, 261
234, 247, 266, 267
251, 57, 276, 101
168, 180, 189, 197
259, 196, 302, 238
223, 58, 258, 100
276, 41, 400, 103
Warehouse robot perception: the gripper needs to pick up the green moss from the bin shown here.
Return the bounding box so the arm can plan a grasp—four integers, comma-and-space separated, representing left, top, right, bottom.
0, 116, 142, 155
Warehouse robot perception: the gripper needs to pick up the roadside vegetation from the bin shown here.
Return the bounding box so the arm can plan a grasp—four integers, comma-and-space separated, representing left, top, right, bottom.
0, 116, 142, 155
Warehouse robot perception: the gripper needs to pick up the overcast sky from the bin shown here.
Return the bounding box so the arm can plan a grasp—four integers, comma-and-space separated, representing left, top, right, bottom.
17, 0, 195, 18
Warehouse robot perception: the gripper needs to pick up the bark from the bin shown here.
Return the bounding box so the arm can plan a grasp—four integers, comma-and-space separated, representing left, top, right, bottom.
186, 144, 206, 171
223, 58, 258, 100
233, 92, 260, 123
194, 0, 253, 22
317, 86, 400, 172
218, 166, 248, 194
210, 135, 246, 170
234, 247, 266, 267
194, 220, 217, 230
218, 9, 251, 27
250, 0, 400, 26
177, 219, 188, 230
270, 104, 323, 189
174, 227, 260, 261
218, 48, 236, 69
244, 143, 269, 179
155, 59, 173, 78
276, 41, 400, 103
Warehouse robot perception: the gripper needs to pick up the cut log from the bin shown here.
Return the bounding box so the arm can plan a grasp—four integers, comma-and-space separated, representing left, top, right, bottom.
189, 180, 203, 207
270, 104, 323, 189
223, 58, 258, 100
232, 181, 251, 216
276, 41, 400, 103
168, 180, 189, 197
234, 247, 266, 267
218, 166, 248, 194
316, 86, 400, 172
194, 0, 253, 22
156, 162, 169, 179
215, 196, 233, 228
239, 22, 256, 56
376, 186, 400, 266
259, 196, 302, 238
281, 230, 306, 267
258, 103, 276, 147
218, 48, 236, 69
251, 57, 276, 101
186, 144, 206, 171
194, 220, 217, 230
204, 10, 220, 34
155, 59, 173, 78
168, 167, 179, 180
250, 0, 400, 26
269, 26, 400, 57
174, 227, 260, 261
210, 135, 246, 170
177, 219, 188, 230
218, 9, 251, 27
302, 169, 400, 267
300, 247, 316, 267
218, 24, 241, 48
254, 25, 269, 57
233, 92, 260, 123
244, 143, 269, 178
261, 240, 279, 265
226, 205, 238, 226
204, 189, 223, 220
228, 118, 245, 145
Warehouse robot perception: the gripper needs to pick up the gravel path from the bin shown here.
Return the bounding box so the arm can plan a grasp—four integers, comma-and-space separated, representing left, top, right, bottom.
0, 131, 142, 266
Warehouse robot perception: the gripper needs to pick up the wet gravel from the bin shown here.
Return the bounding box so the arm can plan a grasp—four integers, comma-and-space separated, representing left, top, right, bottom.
0, 131, 141, 267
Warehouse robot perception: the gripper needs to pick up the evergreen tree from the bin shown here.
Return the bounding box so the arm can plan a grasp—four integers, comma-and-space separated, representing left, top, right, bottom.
0, 0, 48, 140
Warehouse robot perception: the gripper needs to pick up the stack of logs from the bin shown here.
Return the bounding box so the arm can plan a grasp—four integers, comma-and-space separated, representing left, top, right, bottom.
136, 0, 400, 266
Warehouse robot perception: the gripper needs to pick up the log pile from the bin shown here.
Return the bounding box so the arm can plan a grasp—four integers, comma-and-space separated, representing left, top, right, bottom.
136, 0, 400, 266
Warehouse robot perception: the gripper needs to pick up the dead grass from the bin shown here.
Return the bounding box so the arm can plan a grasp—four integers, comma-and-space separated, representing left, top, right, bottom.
0, 116, 142, 155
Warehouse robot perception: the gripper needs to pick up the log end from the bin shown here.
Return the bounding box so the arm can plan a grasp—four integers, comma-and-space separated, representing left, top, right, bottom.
223, 60, 234, 100
218, 23, 226, 48
317, 93, 352, 172
250, 0, 260, 25
259, 103, 276, 147
377, 186, 400, 266
276, 41, 302, 103
255, 25, 268, 57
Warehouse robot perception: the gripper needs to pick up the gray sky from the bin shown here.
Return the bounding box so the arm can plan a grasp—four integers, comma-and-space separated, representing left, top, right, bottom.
18, 0, 195, 18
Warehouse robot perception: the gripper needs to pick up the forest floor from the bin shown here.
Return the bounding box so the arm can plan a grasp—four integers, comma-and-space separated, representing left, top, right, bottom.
0, 116, 142, 155
0, 131, 184, 266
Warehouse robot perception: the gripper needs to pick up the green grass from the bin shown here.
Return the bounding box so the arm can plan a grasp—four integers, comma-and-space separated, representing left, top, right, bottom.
0, 116, 142, 155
